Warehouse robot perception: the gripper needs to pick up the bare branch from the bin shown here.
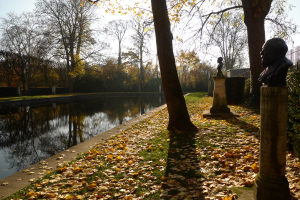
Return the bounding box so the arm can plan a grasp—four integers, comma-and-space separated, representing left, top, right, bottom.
202, 5, 243, 17
265, 17, 286, 31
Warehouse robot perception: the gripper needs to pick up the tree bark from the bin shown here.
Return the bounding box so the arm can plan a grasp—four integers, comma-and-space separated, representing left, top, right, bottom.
242, 0, 273, 107
151, 0, 198, 132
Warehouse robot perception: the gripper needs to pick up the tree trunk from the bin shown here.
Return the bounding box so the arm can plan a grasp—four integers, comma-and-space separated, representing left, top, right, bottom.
242, 0, 273, 107
118, 40, 122, 68
139, 39, 144, 91
151, 0, 198, 132
69, 42, 76, 93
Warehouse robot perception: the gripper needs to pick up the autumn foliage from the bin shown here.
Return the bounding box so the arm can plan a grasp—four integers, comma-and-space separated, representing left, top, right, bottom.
73, 58, 161, 93
176, 51, 214, 92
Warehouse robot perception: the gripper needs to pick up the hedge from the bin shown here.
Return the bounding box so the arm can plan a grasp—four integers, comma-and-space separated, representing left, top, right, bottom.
287, 72, 300, 157
0, 87, 19, 97
225, 77, 246, 105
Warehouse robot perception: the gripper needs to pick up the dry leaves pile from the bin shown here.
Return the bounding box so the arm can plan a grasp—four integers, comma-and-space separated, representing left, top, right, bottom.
6, 93, 300, 200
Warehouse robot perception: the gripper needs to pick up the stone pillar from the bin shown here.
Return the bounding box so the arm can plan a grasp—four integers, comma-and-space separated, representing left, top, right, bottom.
210, 77, 230, 113
254, 86, 290, 200
211, 80, 214, 95
17, 83, 21, 96
207, 81, 213, 97
52, 83, 56, 95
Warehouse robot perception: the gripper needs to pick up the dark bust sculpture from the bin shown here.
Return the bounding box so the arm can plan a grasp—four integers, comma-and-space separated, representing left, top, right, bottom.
217, 57, 224, 76
258, 38, 293, 87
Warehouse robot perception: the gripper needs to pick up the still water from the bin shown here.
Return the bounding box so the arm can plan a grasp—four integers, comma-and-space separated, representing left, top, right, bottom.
0, 96, 165, 179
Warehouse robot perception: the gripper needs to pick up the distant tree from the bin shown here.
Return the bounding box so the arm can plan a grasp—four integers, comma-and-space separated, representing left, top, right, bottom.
122, 51, 140, 90
176, 50, 200, 84
207, 13, 248, 70
0, 12, 45, 93
104, 20, 129, 68
32, 59, 59, 87
130, 15, 153, 92
175, 50, 213, 91
36, 0, 98, 92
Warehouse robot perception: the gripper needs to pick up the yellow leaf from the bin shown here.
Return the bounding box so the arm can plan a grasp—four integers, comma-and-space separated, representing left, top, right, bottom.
66, 195, 73, 200
251, 163, 259, 173
107, 154, 113, 160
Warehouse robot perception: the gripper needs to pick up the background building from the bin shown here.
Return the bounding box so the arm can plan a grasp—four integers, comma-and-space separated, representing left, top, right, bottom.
227, 68, 250, 78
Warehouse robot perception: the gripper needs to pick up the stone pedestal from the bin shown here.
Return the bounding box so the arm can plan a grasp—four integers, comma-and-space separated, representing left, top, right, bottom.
52, 85, 56, 95
17, 83, 21, 96
207, 80, 213, 97
203, 76, 236, 118
210, 77, 230, 113
254, 86, 290, 200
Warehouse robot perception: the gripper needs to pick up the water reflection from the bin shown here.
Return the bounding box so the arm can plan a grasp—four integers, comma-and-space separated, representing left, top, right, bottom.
0, 96, 165, 179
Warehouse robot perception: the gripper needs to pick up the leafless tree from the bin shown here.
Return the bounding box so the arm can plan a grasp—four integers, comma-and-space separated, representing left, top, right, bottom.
0, 12, 46, 93
130, 16, 153, 91
208, 13, 248, 71
104, 20, 129, 68
35, 0, 98, 92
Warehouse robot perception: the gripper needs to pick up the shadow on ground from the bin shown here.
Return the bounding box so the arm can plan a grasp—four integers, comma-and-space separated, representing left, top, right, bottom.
161, 130, 204, 199
224, 117, 260, 139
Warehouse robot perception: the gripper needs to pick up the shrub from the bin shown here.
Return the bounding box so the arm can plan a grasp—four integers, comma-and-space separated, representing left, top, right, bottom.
287, 72, 300, 157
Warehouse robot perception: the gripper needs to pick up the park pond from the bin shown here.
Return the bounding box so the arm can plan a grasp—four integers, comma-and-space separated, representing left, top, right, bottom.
0, 95, 165, 180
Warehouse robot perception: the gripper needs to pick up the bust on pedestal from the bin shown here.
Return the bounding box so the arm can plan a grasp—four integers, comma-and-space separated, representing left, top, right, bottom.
203, 57, 236, 118
254, 38, 292, 200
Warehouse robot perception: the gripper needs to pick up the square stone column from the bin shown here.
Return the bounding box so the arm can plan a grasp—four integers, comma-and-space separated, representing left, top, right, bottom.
207, 80, 213, 97
52, 84, 56, 95
203, 76, 237, 118
17, 83, 21, 96
210, 77, 230, 113
254, 86, 290, 200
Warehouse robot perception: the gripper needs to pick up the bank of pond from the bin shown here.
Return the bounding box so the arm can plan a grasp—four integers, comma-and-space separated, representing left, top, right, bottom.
0, 95, 165, 180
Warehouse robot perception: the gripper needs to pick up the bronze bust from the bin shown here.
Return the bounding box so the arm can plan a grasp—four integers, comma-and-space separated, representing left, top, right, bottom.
258, 38, 292, 87
217, 57, 224, 76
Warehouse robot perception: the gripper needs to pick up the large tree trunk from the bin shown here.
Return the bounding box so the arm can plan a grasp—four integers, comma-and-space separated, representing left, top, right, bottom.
151, 0, 198, 132
242, 0, 273, 107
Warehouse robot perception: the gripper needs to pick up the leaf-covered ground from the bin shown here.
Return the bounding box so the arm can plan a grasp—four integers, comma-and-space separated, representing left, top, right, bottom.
5, 92, 300, 200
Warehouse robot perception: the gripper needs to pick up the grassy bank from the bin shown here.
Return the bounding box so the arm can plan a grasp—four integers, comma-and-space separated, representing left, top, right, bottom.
0, 94, 83, 102
4, 92, 300, 200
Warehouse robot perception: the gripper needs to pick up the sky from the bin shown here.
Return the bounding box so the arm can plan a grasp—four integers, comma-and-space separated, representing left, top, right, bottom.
284, 0, 300, 47
0, 0, 299, 62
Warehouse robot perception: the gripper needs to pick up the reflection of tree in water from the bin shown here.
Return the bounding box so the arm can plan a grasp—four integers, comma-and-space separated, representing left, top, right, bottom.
0, 105, 67, 171
0, 96, 165, 175
2, 138, 45, 172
